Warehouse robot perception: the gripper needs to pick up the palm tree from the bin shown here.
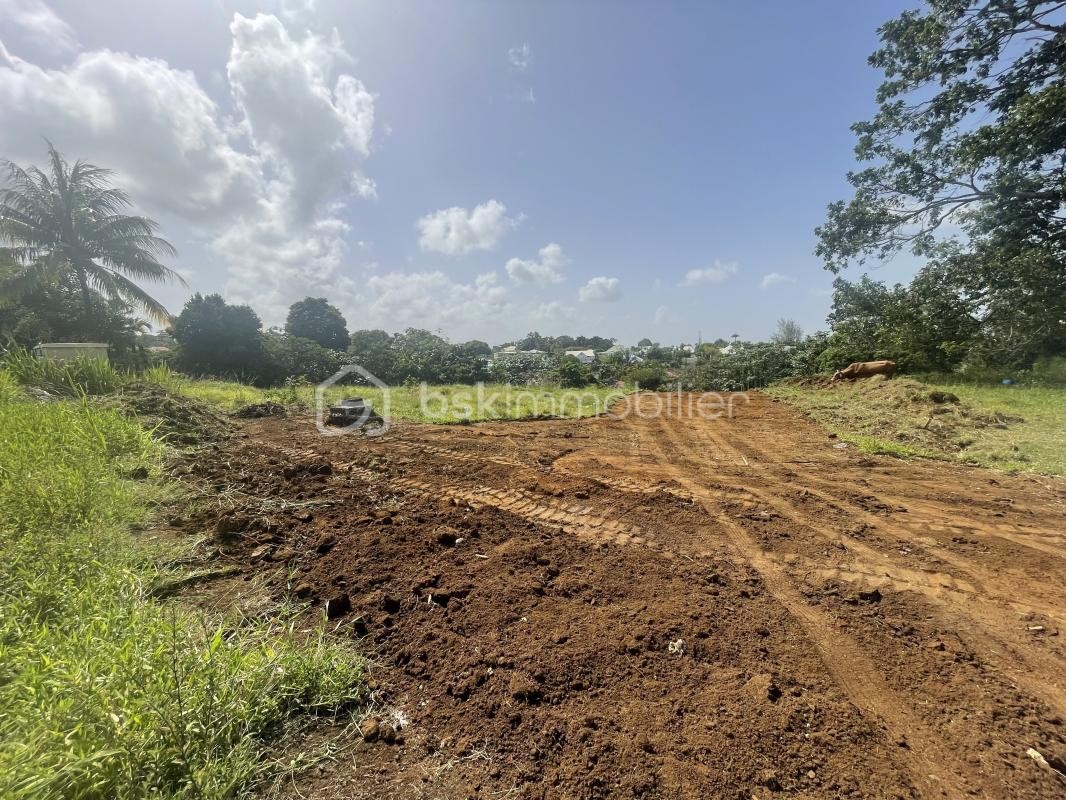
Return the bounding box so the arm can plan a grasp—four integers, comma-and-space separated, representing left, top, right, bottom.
0, 143, 184, 325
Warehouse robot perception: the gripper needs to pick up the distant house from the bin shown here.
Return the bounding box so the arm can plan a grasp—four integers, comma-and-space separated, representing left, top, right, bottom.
599, 344, 643, 364
494, 346, 547, 361
563, 349, 595, 364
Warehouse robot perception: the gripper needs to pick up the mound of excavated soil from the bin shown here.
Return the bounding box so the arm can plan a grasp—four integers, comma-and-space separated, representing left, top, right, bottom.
162, 395, 1066, 800
233, 401, 288, 419
774, 378, 1024, 458
104, 383, 231, 445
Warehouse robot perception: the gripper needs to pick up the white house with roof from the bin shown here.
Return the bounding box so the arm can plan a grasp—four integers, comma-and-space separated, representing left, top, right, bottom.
493, 345, 547, 362
563, 348, 595, 364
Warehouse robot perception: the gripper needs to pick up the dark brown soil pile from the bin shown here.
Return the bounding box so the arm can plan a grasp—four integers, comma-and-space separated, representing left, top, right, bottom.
104, 383, 230, 445
233, 401, 288, 419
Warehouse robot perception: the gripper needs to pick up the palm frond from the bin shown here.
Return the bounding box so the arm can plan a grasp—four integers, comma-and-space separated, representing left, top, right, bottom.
0, 258, 67, 305
94, 270, 174, 325
1, 145, 183, 327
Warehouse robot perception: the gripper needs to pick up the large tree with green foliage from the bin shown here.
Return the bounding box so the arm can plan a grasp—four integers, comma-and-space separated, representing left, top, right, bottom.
818, 0, 1066, 267
0, 144, 183, 325
171, 293, 265, 378
818, 1, 1066, 367
819, 274, 979, 372
284, 297, 349, 350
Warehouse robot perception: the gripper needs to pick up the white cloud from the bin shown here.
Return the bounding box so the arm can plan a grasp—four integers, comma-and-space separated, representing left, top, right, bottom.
0, 0, 78, 54
760, 272, 797, 289
530, 300, 576, 322
350, 173, 377, 199
505, 242, 566, 285
681, 260, 738, 286
279, 0, 316, 23
227, 13, 375, 222
579, 276, 621, 303
0, 45, 263, 223
212, 188, 362, 322
0, 12, 379, 325
508, 43, 531, 71
417, 200, 517, 256
364, 271, 510, 333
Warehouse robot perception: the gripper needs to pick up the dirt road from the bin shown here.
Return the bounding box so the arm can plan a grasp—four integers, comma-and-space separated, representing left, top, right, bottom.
185, 391, 1066, 798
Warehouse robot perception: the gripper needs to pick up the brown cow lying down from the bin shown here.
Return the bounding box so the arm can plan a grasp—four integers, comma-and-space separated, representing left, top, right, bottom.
832, 360, 897, 381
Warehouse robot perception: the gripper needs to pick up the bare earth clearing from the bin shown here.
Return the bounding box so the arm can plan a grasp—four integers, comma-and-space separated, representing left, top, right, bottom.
174, 392, 1066, 799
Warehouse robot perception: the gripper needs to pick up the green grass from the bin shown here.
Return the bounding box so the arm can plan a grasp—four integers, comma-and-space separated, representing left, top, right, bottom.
2, 348, 124, 396
767, 378, 1066, 475
0, 397, 364, 799
2, 357, 628, 422
153, 373, 628, 422
924, 383, 1066, 474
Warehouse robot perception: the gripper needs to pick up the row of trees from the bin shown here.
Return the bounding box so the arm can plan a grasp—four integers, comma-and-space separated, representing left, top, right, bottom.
169, 294, 491, 386
167, 293, 642, 387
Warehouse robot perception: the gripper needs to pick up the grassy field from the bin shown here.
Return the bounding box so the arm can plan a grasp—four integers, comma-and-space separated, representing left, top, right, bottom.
0, 352, 629, 423
767, 378, 1066, 475
0, 396, 364, 799
927, 383, 1066, 474
159, 374, 628, 422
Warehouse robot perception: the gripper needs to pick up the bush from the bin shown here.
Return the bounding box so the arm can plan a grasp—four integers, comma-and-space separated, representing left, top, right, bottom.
917, 355, 1066, 387
683, 343, 800, 391
2, 348, 124, 396
488, 354, 557, 385
558, 356, 592, 388
626, 364, 667, 391
258, 334, 342, 385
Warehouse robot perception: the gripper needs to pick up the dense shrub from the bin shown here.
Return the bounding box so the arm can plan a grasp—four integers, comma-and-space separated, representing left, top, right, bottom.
258, 334, 343, 385
557, 356, 592, 388
626, 364, 667, 391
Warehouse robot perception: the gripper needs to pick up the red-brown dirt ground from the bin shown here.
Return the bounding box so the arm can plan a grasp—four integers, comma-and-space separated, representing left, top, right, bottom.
171, 391, 1066, 799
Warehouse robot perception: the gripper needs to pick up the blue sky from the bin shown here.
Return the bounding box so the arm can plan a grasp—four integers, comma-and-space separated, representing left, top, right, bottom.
0, 0, 922, 344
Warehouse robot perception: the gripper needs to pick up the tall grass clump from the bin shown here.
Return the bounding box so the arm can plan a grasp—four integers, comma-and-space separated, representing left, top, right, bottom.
0, 369, 22, 402
2, 347, 124, 396
0, 398, 364, 799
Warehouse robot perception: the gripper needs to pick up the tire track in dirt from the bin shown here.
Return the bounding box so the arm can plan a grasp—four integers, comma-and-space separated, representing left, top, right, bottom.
310, 440, 696, 561
652, 402, 980, 600
743, 429, 1066, 573
662, 398, 1066, 720
707, 412, 1066, 673
631, 407, 976, 799
386, 474, 666, 553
